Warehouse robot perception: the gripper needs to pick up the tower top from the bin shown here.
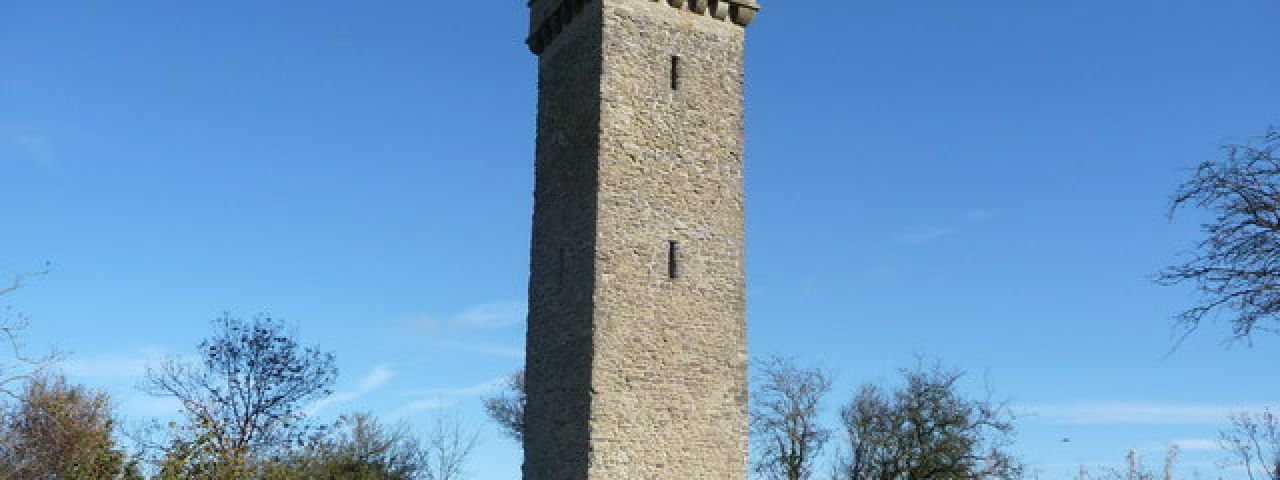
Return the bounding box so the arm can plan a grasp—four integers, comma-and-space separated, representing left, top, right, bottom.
527, 0, 761, 55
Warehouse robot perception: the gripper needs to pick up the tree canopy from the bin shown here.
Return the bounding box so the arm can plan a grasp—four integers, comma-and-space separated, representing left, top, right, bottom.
832, 362, 1022, 480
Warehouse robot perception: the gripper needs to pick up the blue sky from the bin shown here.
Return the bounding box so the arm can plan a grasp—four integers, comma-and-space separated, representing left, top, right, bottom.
2, 1, 1278, 478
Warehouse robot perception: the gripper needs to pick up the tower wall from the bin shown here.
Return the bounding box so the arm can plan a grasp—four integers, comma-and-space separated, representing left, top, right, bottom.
525, 3, 604, 478
525, 1, 757, 478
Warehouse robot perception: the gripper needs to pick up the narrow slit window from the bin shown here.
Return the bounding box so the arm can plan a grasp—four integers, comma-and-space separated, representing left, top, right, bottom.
667, 241, 680, 279
670, 56, 682, 90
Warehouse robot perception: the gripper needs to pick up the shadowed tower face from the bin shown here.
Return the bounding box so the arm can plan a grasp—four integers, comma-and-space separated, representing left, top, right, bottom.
523, 0, 759, 478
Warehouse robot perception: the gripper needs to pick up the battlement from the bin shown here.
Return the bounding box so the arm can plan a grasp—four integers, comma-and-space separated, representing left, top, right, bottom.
527, 0, 760, 54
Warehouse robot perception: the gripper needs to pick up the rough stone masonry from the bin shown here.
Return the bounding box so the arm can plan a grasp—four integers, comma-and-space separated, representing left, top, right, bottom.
523, 0, 760, 478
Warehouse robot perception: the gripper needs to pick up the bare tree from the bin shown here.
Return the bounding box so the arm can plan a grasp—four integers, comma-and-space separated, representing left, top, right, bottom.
832, 361, 1023, 480
0, 262, 51, 298
1162, 445, 1181, 480
142, 313, 337, 477
1082, 446, 1181, 480
1158, 126, 1280, 343
0, 263, 59, 398
1123, 449, 1150, 480
422, 411, 480, 480
750, 355, 832, 480
482, 371, 524, 443
1220, 408, 1280, 480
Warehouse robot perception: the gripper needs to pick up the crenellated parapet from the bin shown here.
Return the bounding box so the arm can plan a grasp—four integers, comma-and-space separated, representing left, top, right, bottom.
527, 0, 760, 55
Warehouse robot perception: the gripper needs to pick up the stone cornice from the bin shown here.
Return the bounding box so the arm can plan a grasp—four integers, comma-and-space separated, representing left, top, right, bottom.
527, 0, 761, 55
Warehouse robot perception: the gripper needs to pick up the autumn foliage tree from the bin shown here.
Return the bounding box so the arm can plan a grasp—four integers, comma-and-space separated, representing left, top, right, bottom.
0, 373, 141, 479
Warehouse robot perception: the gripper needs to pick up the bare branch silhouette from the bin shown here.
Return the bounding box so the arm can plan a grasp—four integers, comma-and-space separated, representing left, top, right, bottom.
1159, 127, 1280, 344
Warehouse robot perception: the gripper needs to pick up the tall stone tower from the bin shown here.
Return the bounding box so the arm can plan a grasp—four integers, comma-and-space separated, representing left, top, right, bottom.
523, 0, 759, 478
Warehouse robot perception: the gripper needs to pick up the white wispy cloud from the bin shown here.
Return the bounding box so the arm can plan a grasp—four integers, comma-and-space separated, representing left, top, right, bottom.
306, 364, 396, 415
1118, 438, 1223, 455
61, 346, 169, 382
357, 365, 396, 391
402, 376, 509, 398
402, 301, 526, 358
407, 301, 525, 335
429, 340, 524, 359
453, 302, 525, 329
1019, 402, 1274, 425
1165, 438, 1220, 451
391, 376, 509, 419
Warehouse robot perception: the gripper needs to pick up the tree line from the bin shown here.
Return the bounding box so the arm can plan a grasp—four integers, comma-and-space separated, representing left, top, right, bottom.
0, 302, 477, 479
483, 356, 1023, 479
482, 354, 1278, 480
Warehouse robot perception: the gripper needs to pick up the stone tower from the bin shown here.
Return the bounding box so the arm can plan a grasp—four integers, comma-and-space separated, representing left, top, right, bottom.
523, 0, 759, 478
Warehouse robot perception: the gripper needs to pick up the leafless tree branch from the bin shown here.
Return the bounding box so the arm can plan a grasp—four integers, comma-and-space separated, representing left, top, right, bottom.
750, 355, 832, 480
0, 263, 59, 399
1159, 126, 1280, 345
1220, 408, 1280, 480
